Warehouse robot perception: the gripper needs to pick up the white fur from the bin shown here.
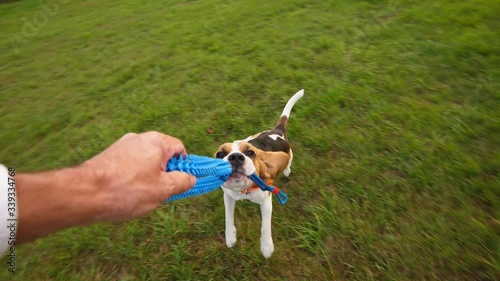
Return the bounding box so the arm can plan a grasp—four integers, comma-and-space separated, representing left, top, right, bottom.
283, 149, 293, 177
281, 89, 304, 118
222, 188, 274, 258
268, 134, 285, 141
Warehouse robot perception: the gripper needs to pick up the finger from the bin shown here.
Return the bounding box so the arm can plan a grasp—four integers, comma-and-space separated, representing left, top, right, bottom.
121, 132, 138, 140
153, 133, 188, 165
144, 131, 186, 156
160, 171, 196, 199
141, 131, 188, 171
163, 136, 187, 158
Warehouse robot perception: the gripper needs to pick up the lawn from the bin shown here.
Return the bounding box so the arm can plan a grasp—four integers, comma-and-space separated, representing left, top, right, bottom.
0, 0, 498, 280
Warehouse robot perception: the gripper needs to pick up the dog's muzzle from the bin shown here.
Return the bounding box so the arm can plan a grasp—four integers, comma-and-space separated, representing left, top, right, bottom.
228, 152, 245, 168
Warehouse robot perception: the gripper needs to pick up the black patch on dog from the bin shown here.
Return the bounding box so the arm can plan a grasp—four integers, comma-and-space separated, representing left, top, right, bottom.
249, 130, 290, 153
249, 116, 291, 153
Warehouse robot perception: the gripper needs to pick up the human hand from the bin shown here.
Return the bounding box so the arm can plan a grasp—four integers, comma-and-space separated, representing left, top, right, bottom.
82, 131, 196, 222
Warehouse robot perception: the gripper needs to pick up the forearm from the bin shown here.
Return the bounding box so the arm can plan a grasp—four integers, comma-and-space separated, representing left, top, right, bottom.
5, 131, 193, 245
16, 165, 106, 243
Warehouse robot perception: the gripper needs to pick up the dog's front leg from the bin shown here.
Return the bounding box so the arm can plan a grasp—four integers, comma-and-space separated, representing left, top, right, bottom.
260, 195, 274, 258
224, 192, 237, 248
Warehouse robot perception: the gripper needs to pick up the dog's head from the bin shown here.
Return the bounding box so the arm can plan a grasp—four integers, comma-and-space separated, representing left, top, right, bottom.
214, 141, 290, 192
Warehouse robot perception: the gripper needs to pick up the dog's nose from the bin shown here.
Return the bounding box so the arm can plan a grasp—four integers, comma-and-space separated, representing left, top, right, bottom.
228, 153, 245, 166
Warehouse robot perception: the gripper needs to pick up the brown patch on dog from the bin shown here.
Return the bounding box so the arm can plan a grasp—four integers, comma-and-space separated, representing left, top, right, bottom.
260, 151, 290, 179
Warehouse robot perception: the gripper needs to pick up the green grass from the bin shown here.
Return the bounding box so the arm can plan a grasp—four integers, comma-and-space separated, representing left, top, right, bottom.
1, 0, 499, 279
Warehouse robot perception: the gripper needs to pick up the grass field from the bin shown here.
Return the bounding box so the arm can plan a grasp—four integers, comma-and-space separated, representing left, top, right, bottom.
1, 0, 499, 280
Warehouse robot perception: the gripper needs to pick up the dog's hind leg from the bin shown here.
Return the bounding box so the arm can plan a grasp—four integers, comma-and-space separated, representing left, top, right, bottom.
283, 149, 293, 177
224, 193, 237, 248
260, 195, 274, 258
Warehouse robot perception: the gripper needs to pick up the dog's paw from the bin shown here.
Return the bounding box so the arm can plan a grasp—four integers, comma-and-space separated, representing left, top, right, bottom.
225, 226, 237, 248
260, 237, 274, 258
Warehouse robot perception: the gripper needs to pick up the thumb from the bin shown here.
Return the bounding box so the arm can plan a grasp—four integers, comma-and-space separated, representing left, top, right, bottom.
161, 171, 196, 198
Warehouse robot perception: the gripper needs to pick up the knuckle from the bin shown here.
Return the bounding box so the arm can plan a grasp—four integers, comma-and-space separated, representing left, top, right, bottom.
123, 132, 137, 139
144, 130, 160, 137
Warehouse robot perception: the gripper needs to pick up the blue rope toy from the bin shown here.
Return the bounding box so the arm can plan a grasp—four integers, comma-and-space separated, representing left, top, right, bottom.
165, 154, 288, 205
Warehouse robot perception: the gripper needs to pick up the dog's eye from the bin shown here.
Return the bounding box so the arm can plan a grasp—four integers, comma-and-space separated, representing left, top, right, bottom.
244, 150, 255, 157
216, 151, 227, 159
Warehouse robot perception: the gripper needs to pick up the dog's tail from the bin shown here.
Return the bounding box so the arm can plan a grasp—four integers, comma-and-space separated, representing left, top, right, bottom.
281, 89, 304, 118
274, 89, 304, 136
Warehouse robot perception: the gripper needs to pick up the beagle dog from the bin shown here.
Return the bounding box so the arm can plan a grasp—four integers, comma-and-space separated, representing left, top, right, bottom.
214, 89, 304, 258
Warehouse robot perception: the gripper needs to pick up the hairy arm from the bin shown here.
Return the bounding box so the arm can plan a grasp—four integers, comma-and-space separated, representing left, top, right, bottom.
15, 131, 196, 244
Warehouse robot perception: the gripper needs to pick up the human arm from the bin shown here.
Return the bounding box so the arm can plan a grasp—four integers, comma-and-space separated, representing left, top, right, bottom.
14, 131, 196, 243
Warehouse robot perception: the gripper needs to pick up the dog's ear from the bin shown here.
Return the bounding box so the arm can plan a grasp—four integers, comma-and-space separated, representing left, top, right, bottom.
259, 151, 290, 179
255, 158, 271, 179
